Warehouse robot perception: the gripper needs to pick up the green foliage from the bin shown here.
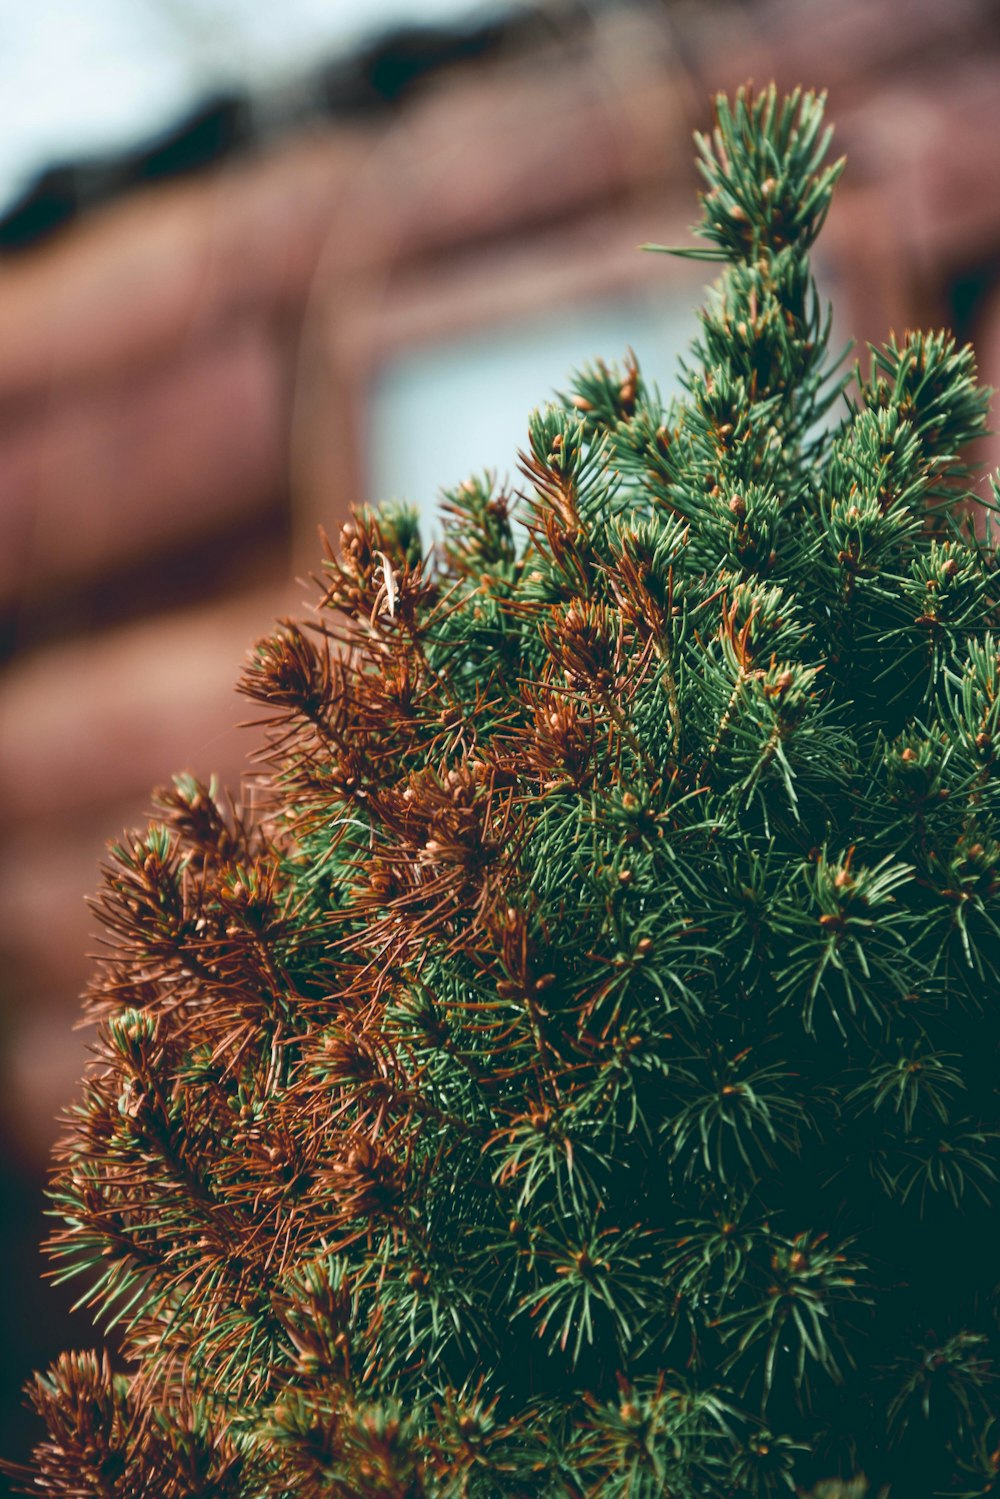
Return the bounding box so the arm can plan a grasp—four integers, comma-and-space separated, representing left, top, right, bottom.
9, 83, 1000, 1499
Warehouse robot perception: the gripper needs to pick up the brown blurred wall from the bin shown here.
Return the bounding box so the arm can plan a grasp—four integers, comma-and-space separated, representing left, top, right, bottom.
1, 0, 1000, 1467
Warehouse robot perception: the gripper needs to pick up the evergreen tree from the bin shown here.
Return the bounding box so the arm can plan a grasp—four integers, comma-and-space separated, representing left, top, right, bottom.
9, 85, 1000, 1498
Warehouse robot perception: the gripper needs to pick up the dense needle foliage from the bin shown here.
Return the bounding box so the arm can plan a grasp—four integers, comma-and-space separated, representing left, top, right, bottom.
11, 86, 1000, 1498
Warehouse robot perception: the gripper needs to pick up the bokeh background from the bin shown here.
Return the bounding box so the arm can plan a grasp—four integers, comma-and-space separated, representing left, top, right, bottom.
2, 0, 1000, 1476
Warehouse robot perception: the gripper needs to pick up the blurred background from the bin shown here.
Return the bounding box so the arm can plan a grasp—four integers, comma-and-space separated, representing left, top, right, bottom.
1, 0, 1000, 1474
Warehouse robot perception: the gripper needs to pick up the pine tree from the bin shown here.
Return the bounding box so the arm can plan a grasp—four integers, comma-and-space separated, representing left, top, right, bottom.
9, 85, 1000, 1498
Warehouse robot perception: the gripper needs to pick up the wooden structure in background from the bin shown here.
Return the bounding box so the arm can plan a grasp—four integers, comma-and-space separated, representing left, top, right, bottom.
1, 0, 999, 1456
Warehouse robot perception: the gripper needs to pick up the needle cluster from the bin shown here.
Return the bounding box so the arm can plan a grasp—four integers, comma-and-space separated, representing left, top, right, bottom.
10, 86, 1000, 1498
